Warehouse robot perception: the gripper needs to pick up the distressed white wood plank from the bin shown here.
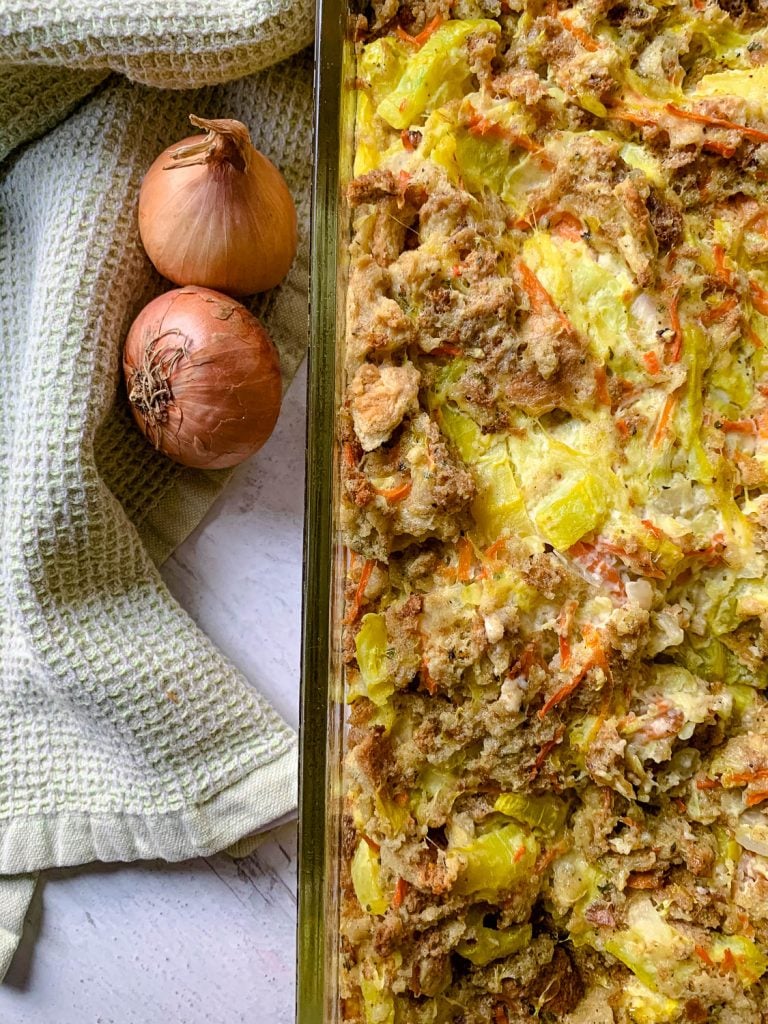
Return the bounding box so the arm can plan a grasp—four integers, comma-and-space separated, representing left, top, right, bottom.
0, 363, 307, 1021
2, 838, 297, 1024
205, 823, 298, 918
161, 358, 307, 731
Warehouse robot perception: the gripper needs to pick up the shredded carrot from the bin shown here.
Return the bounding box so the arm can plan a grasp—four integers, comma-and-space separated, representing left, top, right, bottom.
466, 110, 549, 164
558, 634, 571, 670
584, 712, 605, 747
457, 536, 474, 583
668, 289, 683, 362
519, 643, 539, 675
730, 767, 768, 784
693, 0, 706, 9
376, 480, 413, 501
641, 518, 664, 540
551, 212, 584, 242
612, 100, 768, 150
394, 791, 409, 807
702, 138, 737, 159
392, 877, 408, 909
516, 261, 550, 314
400, 129, 417, 152
494, 1006, 509, 1024
582, 623, 610, 672
717, 418, 757, 435
594, 366, 612, 406
713, 243, 735, 286
751, 280, 768, 316
513, 844, 527, 863
687, 532, 726, 565
510, 201, 555, 232
539, 624, 608, 718
674, 798, 687, 813
530, 726, 565, 777
538, 666, 590, 719
412, 12, 444, 44
507, 643, 536, 684
466, 112, 511, 141
746, 322, 764, 348
466, 113, 536, 152
642, 351, 661, 375
484, 537, 508, 561
701, 294, 738, 325
746, 790, 768, 807
652, 392, 678, 448
559, 12, 600, 50
372, 479, 413, 502
626, 871, 660, 890
345, 558, 375, 624
608, 107, 659, 129
615, 417, 631, 438
722, 948, 738, 972
569, 541, 625, 591
696, 776, 719, 790
618, 815, 641, 829
665, 103, 768, 145
451, 264, 462, 278
695, 944, 715, 966
429, 342, 462, 357
420, 656, 437, 695
396, 13, 444, 47
479, 537, 509, 579
516, 260, 573, 332
742, 203, 768, 234
362, 834, 381, 853
558, 602, 579, 634
342, 441, 357, 469
617, 373, 639, 398
609, 537, 669, 579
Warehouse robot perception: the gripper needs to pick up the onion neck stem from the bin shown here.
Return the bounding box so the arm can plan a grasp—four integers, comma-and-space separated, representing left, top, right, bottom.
165, 115, 252, 174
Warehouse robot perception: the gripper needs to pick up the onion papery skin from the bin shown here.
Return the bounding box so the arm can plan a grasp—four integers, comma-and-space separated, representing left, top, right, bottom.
138, 129, 297, 297
123, 286, 282, 469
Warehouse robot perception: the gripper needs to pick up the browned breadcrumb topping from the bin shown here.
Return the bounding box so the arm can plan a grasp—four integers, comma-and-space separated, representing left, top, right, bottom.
337, 1, 768, 1021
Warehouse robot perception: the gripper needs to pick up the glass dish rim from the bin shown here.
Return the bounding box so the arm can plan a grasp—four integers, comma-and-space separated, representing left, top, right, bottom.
296, 0, 349, 1020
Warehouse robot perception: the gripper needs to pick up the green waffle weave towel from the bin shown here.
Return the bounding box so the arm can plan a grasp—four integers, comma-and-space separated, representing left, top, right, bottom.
0, 0, 313, 979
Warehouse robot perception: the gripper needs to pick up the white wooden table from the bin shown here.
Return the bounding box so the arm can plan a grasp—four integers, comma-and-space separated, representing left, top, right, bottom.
0, 363, 308, 1024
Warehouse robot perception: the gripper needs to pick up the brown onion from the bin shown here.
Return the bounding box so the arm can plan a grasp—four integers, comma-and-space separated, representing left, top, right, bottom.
123, 286, 281, 469
138, 115, 297, 296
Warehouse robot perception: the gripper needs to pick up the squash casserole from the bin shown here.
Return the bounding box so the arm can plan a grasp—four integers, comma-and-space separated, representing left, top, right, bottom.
338, 1, 768, 1020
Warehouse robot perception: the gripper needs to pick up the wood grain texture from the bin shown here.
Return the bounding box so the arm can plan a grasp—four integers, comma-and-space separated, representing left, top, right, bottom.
0, 361, 307, 1023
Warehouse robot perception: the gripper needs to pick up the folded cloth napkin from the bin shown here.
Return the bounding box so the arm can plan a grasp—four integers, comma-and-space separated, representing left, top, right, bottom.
0, 0, 314, 979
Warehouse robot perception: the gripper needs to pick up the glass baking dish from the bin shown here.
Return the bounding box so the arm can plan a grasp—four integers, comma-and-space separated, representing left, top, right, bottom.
297, 0, 355, 1020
